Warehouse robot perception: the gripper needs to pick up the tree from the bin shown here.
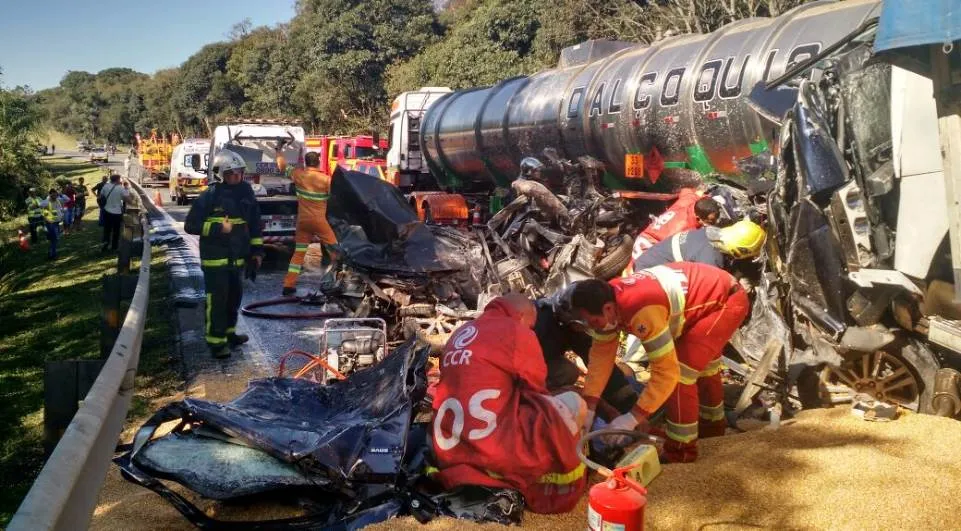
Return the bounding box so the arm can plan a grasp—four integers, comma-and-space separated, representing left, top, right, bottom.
0, 76, 48, 217
174, 42, 244, 134
287, 0, 440, 132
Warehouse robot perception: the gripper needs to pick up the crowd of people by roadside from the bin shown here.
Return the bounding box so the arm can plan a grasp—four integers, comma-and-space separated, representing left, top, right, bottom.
24, 173, 131, 260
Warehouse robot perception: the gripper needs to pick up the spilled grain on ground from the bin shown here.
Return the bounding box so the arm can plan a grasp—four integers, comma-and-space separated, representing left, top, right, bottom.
93, 408, 961, 530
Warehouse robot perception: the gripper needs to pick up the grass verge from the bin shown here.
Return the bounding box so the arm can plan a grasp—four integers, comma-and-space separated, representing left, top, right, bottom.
0, 156, 177, 525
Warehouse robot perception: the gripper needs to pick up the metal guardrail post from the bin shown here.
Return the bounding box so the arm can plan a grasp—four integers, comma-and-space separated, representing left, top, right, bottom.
9, 212, 153, 531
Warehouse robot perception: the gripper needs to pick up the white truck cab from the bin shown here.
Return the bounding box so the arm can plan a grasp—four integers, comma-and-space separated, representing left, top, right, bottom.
207, 120, 306, 246
386, 87, 451, 190
169, 138, 210, 205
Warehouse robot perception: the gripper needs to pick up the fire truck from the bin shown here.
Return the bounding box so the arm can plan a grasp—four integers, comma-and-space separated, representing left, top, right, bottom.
304, 135, 389, 180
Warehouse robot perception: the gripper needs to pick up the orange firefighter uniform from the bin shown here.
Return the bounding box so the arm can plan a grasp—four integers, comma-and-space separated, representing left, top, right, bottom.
583, 262, 749, 462
283, 166, 338, 290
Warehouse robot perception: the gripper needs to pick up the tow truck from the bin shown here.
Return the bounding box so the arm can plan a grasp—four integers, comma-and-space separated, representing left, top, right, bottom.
197, 119, 305, 247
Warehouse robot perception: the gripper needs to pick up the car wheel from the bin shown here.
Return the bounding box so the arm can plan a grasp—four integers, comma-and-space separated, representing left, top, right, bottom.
819, 337, 939, 413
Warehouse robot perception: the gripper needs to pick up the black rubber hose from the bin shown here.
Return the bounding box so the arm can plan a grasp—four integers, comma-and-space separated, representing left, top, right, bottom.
240, 296, 345, 320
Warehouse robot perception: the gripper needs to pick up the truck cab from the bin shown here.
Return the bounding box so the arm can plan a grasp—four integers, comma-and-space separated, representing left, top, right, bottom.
386, 87, 452, 190
168, 138, 210, 205
304, 135, 389, 180
207, 120, 306, 246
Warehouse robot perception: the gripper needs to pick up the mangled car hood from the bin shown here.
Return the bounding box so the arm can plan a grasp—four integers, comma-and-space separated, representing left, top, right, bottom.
327, 168, 472, 275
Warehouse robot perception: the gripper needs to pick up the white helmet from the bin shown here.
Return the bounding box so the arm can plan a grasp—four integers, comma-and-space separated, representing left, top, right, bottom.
211, 150, 247, 180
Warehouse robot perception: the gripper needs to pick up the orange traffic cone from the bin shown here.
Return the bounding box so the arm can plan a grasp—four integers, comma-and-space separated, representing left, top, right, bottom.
18, 229, 30, 251
154, 190, 163, 207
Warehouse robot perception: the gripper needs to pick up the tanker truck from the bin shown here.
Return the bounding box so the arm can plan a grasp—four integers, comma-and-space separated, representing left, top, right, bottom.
387, 0, 961, 416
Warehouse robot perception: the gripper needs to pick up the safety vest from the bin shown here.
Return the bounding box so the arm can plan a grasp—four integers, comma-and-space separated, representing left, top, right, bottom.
26, 197, 43, 218
42, 199, 63, 223
645, 265, 688, 338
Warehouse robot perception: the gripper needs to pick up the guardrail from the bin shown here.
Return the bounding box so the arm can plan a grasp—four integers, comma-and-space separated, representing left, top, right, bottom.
8, 207, 152, 531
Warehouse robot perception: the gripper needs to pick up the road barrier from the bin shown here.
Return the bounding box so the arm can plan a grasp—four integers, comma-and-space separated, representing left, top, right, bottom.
8, 201, 152, 531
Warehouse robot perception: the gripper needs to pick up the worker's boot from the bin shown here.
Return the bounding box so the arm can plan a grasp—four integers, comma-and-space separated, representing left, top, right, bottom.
228, 333, 249, 347
282, 287, 297, 296
210, 346, 230, 359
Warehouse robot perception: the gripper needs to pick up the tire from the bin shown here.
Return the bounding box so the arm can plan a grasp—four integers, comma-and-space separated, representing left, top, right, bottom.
818, 337, 939, 413
593, 234, 634, 280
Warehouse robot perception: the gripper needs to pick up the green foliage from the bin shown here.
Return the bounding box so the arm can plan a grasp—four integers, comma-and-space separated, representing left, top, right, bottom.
31, 0, 808, 144
0, 80, 48, 218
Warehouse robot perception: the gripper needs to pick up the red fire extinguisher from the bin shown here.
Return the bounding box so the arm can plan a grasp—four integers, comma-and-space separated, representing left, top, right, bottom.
471, 205, 483, 226
18, 229, 30, 251
587, 465, 648, 530
579, 429, 651, 531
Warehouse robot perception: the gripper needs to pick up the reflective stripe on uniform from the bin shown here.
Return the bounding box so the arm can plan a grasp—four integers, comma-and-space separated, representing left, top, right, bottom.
295, 243, 309, 251
642, 327, 674, 360
250, 237, 263, 246
678, 362, 701, 385
670, 234, 684, 262
205, 293, 225, 345
699, 402, 725, 422
202, 258, 245, 267
538, 463, 586, 485
226, 327, 236, 335
646, 265, 687, 336
287, 263, 302, 273
296, 189, 329, 201
701, 357, 723, 377
205, 216, 247, 224
666, 419, 699, 443
484, 464, 586, 485
587, 330, 619, 343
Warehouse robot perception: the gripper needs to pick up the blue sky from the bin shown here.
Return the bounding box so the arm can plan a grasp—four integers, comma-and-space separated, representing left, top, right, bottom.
0, 0, 296, 90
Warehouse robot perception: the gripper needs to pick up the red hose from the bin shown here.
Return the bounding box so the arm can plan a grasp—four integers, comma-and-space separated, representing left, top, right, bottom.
241, 296, 345, 320
277, 349, 347, 380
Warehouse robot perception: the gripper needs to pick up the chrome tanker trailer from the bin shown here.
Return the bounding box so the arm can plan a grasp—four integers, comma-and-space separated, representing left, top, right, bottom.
388, 0, 961, 416
401, 0, 878, 190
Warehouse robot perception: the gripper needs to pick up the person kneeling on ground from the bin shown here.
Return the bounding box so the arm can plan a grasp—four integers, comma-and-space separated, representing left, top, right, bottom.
432, 293, 587, 514
534, 283, 639, 417
571, 263, 750, 463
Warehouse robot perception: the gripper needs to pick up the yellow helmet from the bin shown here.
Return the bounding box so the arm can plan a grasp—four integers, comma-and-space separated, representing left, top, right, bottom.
710, 218, 767, 259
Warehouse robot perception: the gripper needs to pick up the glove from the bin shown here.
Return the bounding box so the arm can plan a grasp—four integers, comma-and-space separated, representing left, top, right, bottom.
601, 412, 640, 447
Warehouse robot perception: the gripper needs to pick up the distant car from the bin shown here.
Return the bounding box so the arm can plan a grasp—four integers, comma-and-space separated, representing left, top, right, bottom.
77, 141, 91, 152
89, 148, 109, 163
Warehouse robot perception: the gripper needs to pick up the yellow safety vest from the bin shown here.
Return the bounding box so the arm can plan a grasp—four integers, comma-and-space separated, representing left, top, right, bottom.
26, 197, 43, 218
42, 199, 63, 223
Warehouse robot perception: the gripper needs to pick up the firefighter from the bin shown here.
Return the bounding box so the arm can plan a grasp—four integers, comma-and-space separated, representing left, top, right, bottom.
534, 284, 639, 415
25, 187, 45, 243
185, 150, 264, 359
570, 262, 750, 463
282, 151, 338, 296
432, 293, 587, 514
628, 188, 721, 271
632, 219, 767, 271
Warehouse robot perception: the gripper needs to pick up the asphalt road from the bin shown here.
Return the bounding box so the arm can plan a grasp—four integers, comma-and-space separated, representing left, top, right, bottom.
59, 150, 332, 387
131, 170, 334, 381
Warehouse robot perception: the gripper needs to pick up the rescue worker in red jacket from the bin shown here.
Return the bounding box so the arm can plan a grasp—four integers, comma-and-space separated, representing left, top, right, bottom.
628, 188, 721, 272
282, 151, 338, 296
432, 293, 587, 513
570, 263, 750, 463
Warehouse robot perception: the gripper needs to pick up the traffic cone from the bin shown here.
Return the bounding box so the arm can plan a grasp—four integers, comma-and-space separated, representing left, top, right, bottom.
154, 190, 163, 207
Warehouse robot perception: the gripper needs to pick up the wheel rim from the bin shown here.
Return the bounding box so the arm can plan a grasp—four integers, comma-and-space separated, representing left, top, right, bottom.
821, 350, 921, 411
